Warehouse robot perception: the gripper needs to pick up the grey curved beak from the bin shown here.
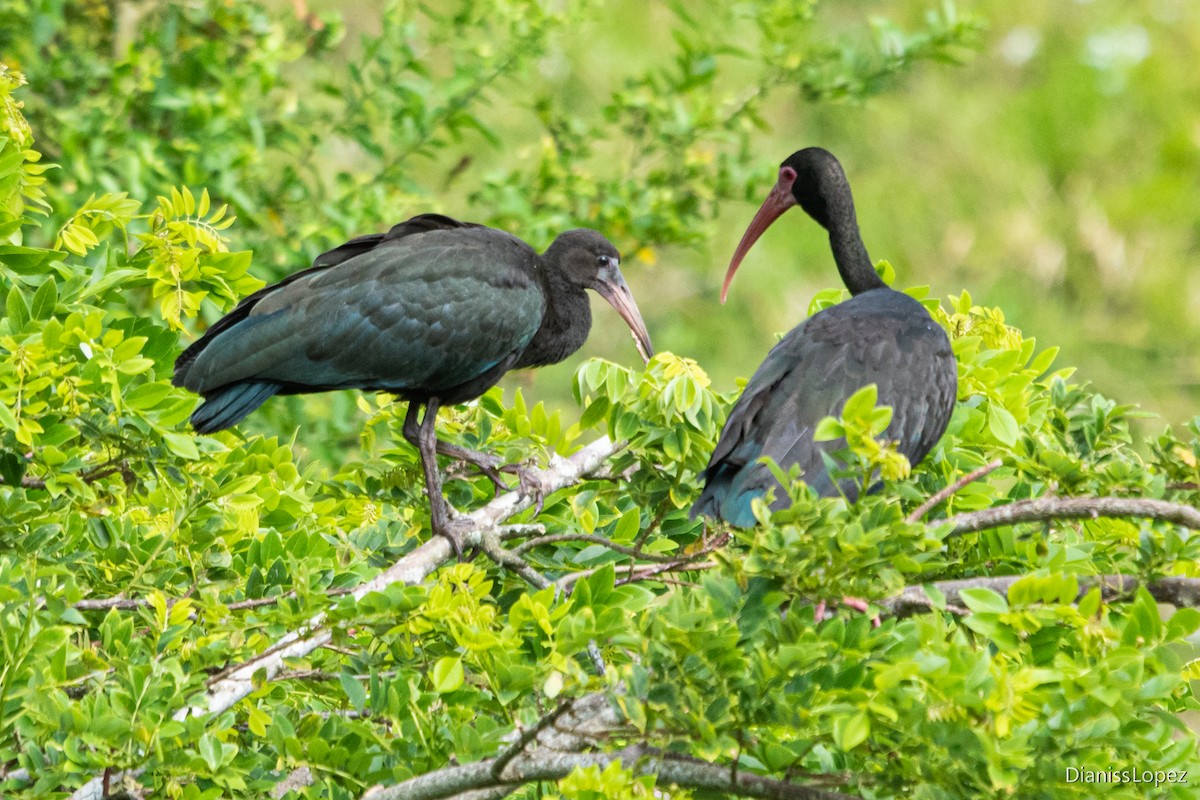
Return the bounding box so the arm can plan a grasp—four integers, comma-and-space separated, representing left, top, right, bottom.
593, 263, 654, 364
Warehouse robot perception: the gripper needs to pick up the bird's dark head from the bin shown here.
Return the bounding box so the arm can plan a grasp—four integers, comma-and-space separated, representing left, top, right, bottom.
544, 229, 654, 363
721, 147, 855, 303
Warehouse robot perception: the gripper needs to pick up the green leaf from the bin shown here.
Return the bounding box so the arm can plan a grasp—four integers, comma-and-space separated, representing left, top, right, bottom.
125, 382, 174, 410
579, 396, 609, 429
834, 711, 870, 751
841, 384, 878, 421
959, 588, 1009, 614
0, 245, 55, 275
29, 279, 57, 320
613, 507, 640, 542
1077, 586, 1102, 618
162, 432, 200, 460
432, 657, 464, 693
987, 404, 1019, 446
1166, 608, 1200, 640
0, 450, 24, 485
198, 733, 223, 771
814, 416, 844, 442
6, 285, 29, 329
339, 672, 367, 711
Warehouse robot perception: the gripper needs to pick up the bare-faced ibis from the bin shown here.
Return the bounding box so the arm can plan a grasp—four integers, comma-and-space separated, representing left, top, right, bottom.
174, 213, 654, 548
692, 148, 956, 526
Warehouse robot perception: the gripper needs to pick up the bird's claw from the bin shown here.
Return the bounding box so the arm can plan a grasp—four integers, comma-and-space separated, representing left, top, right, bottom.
461, 458, 543, 513
433, 514, 475, 561
501, 461, 544, 516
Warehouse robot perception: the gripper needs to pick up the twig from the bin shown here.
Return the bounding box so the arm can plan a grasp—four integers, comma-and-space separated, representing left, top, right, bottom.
878, 574, 1200, 618
490, 699, 576, 780
511, 532, 683, 563
557, 560, 718, 592
6, 460, 133, 489
74, 583, 350, 614
906, 459, 1003, 522
942, 496, 1200, 538
613, 560, 719, 588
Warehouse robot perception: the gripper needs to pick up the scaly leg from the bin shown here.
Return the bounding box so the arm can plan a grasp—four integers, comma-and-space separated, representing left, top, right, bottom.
405, 400, 467, 555
401, 402, 543, 512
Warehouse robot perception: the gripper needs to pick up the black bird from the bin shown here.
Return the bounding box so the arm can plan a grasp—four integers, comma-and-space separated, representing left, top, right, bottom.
692, 148, 956, 526
174, 213, 654, 547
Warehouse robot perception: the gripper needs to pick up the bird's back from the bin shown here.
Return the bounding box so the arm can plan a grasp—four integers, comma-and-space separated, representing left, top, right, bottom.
173, 215, 548, 430
694, 288, 956, 526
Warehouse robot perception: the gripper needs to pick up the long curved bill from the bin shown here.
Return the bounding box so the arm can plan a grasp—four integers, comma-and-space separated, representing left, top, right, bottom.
594, 263, 655, 364
720, 166, 799, 303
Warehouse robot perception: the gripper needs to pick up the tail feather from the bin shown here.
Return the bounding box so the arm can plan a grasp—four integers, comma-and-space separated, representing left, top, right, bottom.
690, 464, 761, 528
191, 381, 280, 433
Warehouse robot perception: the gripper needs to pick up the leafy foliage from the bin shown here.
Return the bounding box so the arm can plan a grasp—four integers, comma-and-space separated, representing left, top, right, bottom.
2, 4, 1199, 800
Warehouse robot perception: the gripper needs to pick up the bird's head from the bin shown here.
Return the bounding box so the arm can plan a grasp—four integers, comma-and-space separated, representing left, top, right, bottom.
547, 229, 654, 364
720, 147, 853, 303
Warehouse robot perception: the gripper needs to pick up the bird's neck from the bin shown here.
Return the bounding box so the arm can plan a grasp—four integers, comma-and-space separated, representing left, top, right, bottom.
516, 270, 592, 369
829, 224, 884, 295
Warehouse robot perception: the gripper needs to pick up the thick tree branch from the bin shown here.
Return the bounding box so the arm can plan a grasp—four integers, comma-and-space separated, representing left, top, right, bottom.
879, 574, 1200, 618
369, 744, 856, 800
361, 693, 852, 800
62, 437, 623, 800
942, 496, 1200, 537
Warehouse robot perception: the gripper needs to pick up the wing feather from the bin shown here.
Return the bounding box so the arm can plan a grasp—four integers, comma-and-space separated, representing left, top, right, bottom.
694, 289, 956, 524
175, 218, 545, 403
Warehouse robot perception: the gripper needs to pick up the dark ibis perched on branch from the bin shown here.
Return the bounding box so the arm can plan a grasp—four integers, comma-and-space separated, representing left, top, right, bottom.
174, 213, 654, 548
692, 148, 956, 527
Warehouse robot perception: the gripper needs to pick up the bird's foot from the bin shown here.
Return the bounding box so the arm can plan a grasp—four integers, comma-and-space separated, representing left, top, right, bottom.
431, 505, 475, 560
458, 457, 545, 513
499, 461, 545, 516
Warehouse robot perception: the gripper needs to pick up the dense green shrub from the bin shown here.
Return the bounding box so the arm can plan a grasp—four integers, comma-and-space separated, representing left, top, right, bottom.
2, 3, 1198, 799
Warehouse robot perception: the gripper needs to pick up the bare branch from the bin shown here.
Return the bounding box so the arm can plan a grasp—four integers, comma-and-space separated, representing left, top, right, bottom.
906, 459, 1003, 522
878, 574, 1200, 618
370, 744, 856, 800
490, 699, 576, 779
6, 460, 133, 489
363, 691, 844, 799
512, 531, 683, 563
73, 596, 146, 611
942, 496, 1200, 537
556, 560, 718, 592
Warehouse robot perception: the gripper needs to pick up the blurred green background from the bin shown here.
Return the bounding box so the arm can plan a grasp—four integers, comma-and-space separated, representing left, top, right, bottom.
5, 0, 1197, 454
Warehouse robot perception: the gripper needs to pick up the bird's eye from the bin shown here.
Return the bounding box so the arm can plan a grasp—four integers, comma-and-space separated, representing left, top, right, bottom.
596, 255, 609, 266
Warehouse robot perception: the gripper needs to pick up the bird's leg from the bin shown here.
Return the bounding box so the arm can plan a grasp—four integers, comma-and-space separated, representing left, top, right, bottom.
400, 403, 543, 512
407, 400, 469, 556
402, 406, 508, 492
